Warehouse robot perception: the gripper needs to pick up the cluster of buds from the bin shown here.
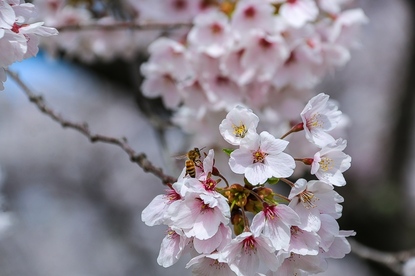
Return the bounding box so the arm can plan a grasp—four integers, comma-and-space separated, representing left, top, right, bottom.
142, 93, 354, 275
141, 0, 367, 147
0, 0, 58, 90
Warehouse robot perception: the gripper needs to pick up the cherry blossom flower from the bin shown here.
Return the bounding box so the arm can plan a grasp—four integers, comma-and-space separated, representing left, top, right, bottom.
318, 0, 352, 14
288, 179, 343, 231
186, 252, 234, 276
311, 138, 351, 186
193, 223, 232, 254
229, 131, 295, 185
157, 227, 191, 267
317, 214, 340, 251
251, 204, 300, 251
276, 0, 319, 28
321, 230, 355, 259
141, 64, 183, 109
300, 93, 342, 147
271, 250, 328, 276
141, 186, 182, 226
0, 0, 58, 90
288, 226, 320, 255
329, 9, 369, 48
146, 37, 191, 81
188, 11, 233, 58
168, 191, 230, 240
237, 30, 289, 84
219, 105, 259, 146
231, 0, 276, 35
222, 232, 281, 275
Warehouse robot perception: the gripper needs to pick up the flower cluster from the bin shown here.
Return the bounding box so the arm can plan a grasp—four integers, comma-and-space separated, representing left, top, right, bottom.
141, 0, 368, 148
32, 0, 222, 62
32, 0, 151, 62
0, 0, 58, 90
142, 93, 354, 275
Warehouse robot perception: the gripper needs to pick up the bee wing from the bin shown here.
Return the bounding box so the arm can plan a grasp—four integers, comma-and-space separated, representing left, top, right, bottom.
172, 153, 188, 160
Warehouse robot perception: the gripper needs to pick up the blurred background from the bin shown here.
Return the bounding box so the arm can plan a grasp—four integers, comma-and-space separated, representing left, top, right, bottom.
0, 0, 414, 275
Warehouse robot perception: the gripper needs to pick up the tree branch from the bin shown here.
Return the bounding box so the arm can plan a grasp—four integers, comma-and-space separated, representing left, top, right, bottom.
6, 69, 177, 185
350, 239, 415, 274
56, 21, 192, 32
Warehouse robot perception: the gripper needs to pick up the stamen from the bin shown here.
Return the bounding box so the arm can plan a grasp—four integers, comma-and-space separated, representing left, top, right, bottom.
319, 157, 333, 171
233, 123, 247, 138
307, 113, 323, 129
300, 190, 317, 209
204, 178, 217, 191
243, 236, 257, 253
264, 206, 277, 221
252, 150, 267, 163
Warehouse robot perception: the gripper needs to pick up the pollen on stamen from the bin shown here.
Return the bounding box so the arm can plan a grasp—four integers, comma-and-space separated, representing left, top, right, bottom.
204, 178, 217, 191
307, 113, 323, 129
233, 123, 247, 138
243, 236, 257, 253
166, 228, 179, 239
264, 206, 277, 220
252, 150, 267, 163
166, 189, 181, 202
319, 157, 334, 171
300, 190, 317, 209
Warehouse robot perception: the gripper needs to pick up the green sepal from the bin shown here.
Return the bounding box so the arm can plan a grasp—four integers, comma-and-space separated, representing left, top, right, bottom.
267, 177, 280, 185
222, 148, 235, 156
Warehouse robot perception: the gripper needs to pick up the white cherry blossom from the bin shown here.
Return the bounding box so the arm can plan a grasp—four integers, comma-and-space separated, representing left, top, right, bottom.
186, 252, 234, 276
219, 105, 259, 146
276, 0, 319, 28
231, 0, 276, 35
222, 232, 281, 275
300, 93, 342, 147
168, 191, 230, 240
238, 30, 289, 84
193, 223, 232, 254
288, 179, 343, 231
288, 225, 321, 255
141, 185, 182, 226
188, 11, 233, 58
318, 0, 352, 14
229, 131, 295, 185
272, 250, 328, 276
0, 0, 57, 90
251, 204, 300, 251
321, 230, 355, 259
157, 227, 191, 268
311, 138, 351, 186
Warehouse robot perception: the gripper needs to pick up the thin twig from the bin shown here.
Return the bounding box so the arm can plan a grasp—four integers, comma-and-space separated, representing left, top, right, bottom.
56, 21, 192, 32
6, 69, 176, 185
349, 238, 415, 274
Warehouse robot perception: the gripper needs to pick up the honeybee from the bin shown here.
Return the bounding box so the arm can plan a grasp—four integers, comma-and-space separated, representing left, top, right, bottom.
174, 147, 203, 178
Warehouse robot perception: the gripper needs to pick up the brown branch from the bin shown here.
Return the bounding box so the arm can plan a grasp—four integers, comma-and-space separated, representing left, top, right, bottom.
350, 239, 415, 274
56, 21, 192, 32
6, 69, 176, 185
